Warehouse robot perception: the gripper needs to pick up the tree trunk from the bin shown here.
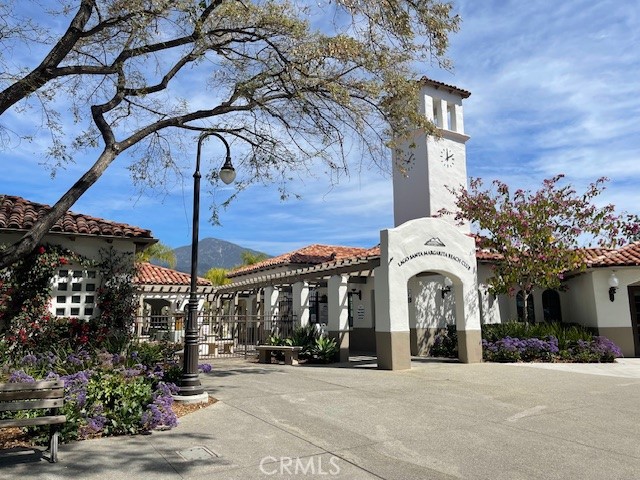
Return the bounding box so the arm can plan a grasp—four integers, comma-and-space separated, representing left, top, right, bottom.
0, 147, 118, 269
0, 0, 93, 115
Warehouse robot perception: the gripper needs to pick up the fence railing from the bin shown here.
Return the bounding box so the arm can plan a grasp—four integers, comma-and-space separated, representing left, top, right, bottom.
133, 313, 297, 358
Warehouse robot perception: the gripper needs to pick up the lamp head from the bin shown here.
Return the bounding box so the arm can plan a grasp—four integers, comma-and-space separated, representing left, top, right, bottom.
219, 156, 236, 184
441, 277, 453, 299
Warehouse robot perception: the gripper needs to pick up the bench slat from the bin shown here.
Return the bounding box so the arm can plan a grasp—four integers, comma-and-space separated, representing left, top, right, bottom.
0, 381, 64, 391
0, 415, 67, 428
0, 398, 64, 412
0, 388, 64, 402
256, 346, 302, 351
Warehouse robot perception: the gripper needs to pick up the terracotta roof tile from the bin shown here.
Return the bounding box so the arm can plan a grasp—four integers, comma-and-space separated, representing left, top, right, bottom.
583, 242, 640, 267
0, 195, 153, 240
135, 262, 211, 286
228, 244, 372, 277
420, 77, 471, 98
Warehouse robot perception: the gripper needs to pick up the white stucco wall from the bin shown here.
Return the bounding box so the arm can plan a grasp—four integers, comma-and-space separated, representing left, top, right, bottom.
392, 85, 470, 231
1, 232, 141, 321
592, 268, 640, 329
408, 274, 455, 329
562, 272, 599, 327
349, 277, 375, 329
477, 263, 505, 324
1, 232, 137, 259
376, 217, 480, 334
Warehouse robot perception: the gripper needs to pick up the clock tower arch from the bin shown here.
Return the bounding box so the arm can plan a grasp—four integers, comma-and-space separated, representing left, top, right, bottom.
392, 78, 471, 233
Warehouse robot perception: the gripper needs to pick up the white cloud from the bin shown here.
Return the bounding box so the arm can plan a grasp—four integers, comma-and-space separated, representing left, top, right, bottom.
3, 0, 640, 256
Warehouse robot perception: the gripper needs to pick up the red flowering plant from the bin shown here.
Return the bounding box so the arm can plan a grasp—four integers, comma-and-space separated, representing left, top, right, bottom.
0, 243, 92, 357
95, 247, 137, 342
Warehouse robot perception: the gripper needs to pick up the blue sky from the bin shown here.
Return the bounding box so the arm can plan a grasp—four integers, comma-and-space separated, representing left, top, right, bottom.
1, 0, 639, 256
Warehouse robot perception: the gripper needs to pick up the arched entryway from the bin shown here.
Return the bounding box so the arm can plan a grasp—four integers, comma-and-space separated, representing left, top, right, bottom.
408, 272, 456, 356
375, 218, 482, 370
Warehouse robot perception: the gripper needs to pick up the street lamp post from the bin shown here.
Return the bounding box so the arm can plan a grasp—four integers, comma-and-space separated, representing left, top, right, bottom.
178, 131, 236, 397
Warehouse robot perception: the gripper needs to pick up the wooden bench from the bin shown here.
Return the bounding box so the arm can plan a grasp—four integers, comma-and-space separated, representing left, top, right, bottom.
255, 345, 303, 365
0, 380, 66, 463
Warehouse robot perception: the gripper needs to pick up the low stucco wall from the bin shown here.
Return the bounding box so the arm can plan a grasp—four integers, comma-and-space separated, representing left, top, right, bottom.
598, 326, 637, 357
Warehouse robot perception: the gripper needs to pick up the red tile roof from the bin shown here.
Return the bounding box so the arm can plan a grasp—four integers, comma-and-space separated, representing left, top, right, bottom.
256, 239, 640, 276
0, 195, 153, 240
228, 244, 372, 277
420, 77, 471, 99
583, 242, 640, 267
135, 262, 211, 286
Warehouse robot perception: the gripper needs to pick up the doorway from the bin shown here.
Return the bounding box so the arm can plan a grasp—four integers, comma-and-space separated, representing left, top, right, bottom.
627, 286, 640, 356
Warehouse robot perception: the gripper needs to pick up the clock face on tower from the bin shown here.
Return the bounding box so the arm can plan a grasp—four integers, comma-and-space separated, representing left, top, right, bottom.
440, 147, 455, 168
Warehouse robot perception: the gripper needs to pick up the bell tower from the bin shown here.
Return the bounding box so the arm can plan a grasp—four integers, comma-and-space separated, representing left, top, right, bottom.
392, 78, 471, 232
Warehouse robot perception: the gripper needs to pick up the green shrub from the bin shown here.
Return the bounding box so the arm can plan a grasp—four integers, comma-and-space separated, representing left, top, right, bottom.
288, 325, 321, 358
430, 325, 458, 358
86, 372, 153, 435
312, 336, 338, 363
128, 340, 179, 367
482, 322, 595, 350
266, 334, 284, 346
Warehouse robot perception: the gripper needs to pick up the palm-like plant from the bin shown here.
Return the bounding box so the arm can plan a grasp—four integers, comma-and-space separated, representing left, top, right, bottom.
136, 243, 176, 269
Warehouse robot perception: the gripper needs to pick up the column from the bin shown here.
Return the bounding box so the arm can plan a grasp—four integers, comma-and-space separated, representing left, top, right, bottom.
292, 281, 310, 327
328, 274, 350, 362
423, 93, 434, 122
453, 102, 464, 134
263, 285, 279, 322
454, 282, 482, 364
437, 98, 448, 130
374, 263, 412, 370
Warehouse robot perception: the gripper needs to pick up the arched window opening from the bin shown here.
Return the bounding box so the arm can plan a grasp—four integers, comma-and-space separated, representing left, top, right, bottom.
542, 289, 562, 323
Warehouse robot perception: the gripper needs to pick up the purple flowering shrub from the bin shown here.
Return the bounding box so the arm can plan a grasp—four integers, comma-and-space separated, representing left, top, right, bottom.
430, 325, 458, 358
481, 322, 622, 363
565, 336, 622, 363
199, 363, 213, 373
482, 336, 559, 362
482, 334, 621, 363
3, 346, 179, 444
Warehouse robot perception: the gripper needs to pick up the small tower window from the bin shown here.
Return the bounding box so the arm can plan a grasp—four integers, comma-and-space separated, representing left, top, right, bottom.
447, 104, 456, 132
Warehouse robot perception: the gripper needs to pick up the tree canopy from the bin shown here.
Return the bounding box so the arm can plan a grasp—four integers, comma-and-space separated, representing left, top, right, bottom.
447, 175, 640, 322
135, 243, 177, 268
204, 267, 231, 286
0, 0, 460, 268
240, 251, 268, 266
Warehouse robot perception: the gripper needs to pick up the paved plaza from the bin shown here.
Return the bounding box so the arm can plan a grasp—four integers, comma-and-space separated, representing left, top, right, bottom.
1, 357, 639, 479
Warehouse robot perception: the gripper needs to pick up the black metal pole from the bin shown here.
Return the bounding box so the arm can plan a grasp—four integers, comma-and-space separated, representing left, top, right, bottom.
178, 131, 232, 396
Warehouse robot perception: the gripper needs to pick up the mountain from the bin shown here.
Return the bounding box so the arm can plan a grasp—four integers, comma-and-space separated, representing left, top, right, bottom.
172, 237, 271, 276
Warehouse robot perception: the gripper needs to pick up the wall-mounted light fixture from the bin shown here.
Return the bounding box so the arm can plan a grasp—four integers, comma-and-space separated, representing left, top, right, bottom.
441, 277, 453, 299
608, 272, 619, 302
350, 288, 362, 300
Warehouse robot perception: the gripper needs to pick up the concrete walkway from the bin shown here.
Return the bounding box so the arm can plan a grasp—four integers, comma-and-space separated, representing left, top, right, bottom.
1, 357, 639, 479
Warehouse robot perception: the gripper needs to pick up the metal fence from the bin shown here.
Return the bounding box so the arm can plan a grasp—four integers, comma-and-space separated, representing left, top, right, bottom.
133, 313, 297, 359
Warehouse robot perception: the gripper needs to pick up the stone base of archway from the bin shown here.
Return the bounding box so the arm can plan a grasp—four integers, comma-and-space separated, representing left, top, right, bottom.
376, 331, 412, 370
457, 330, 483, 363
376, 329, 483, 369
